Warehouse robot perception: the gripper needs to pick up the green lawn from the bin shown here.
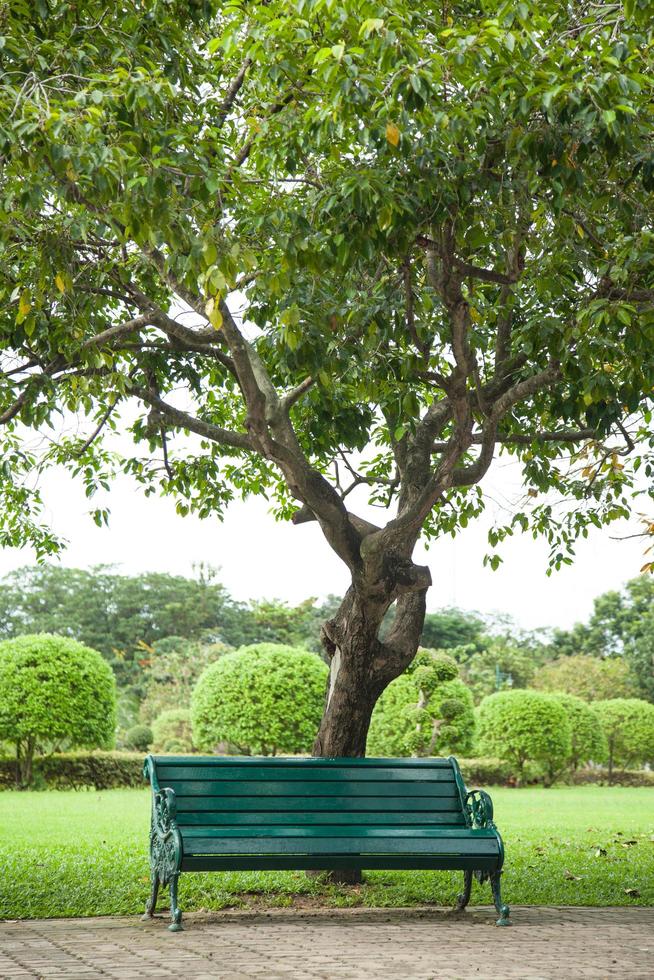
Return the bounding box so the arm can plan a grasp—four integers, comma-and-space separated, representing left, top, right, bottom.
1, 786, 652, 918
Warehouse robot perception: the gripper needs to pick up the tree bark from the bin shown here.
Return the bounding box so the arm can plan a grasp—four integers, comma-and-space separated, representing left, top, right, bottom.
310, 576, 427, 883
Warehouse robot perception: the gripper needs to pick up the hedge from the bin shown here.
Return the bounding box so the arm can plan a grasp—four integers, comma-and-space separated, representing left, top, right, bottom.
0, 751, 650, 790
0, 752, 144, 790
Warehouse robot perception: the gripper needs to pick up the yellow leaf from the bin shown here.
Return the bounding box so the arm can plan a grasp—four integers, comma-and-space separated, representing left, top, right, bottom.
210, 305, 223, 330
385, 122, 400, 147
640, 563, 653, 574
18, 292, 31, 317
65, 162, 77, 181
576, 224, 585, 238
55, 273, 66, 294
205, 296, 223, 330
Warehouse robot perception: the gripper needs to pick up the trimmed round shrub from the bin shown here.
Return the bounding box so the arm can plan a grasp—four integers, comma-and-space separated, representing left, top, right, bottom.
123, 724, 153, 752
0, 633, 116, 785
551, 693, 607, 774
476, 690, 571, 783
151, 709, 193, 754
367, 650, 475, 757
592, 698, 654, 781
191, 643, 328, 755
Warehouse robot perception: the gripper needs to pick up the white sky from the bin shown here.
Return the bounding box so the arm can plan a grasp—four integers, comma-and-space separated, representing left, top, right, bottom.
0, 449, 648, 633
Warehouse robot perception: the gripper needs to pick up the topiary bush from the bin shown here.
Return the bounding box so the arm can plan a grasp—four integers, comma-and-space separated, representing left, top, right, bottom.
592, 698, 654, 782
0, 633, 117, 786
550, 693, 607, 778
123, 724, 153, 752
367, 650, 475, 757
191, 643, 328, 755
475, 690, 571, 784
151, 709, 193, 753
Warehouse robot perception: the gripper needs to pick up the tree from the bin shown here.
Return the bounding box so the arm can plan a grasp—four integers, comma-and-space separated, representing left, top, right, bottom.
191, 643, 328, 755
367, 650, 475, 756
0, 565, 244, 696
532, 654, 633, 701
476, 690, 571, 783
550, 693, 607, 777
2, 2, 654, 756
456, 637, 544, 703
139, 636, 230, 723
548, 577, 654, 701
420, 609, 485, 651
151, 709, 193, 754
593, 698, 654, 782
0, 634, 116, 785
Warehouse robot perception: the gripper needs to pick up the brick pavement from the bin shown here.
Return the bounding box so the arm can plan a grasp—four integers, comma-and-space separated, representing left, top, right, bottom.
1, 906, 652, 980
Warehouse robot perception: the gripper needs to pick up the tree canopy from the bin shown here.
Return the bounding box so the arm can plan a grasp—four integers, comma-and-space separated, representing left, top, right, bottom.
2, 1, 654, 753
549, 576, 654, 700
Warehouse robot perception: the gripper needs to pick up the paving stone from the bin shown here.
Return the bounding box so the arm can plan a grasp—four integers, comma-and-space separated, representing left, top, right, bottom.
1, 906, 653, 978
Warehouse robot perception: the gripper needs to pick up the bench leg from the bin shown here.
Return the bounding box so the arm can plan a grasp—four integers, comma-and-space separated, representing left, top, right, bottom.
168, 873, 183, 932
455, 870, 472, 912
141, 872, 159, 921
490, 871, 511, 926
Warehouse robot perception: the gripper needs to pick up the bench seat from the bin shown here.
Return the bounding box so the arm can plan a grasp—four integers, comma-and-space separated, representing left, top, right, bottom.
142, 755, 510, 931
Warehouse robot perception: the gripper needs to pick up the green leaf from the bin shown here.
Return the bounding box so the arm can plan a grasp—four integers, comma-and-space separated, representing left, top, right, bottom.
359, 18, 384, 38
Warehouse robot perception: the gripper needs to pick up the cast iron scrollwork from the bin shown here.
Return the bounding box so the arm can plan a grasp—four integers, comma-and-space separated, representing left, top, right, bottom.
465, 789, 496, 830
142, 756, 183, 931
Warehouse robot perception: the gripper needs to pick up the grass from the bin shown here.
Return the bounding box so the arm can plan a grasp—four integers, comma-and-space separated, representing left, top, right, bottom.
1, 786, 652, 919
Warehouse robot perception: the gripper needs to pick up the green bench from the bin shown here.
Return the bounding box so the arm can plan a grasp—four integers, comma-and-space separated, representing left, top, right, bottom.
142, 754, 510, 931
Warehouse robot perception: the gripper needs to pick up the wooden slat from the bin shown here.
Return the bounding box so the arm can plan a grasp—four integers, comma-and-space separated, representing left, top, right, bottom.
180, 826, 490, 840
154, 755, 454, 768
165, 780, 457, 798
175, 811, 466, 827
181, 853, 499, 872
183, 836, 498, 856
174, 795, 462, 813
157, 764, 455, 783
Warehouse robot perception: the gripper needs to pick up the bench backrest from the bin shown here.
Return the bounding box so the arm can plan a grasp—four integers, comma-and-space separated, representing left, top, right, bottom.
147, 756, 468, 829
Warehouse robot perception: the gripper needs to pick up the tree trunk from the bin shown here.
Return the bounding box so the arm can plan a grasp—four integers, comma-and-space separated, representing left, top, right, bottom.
310, 577, 428, 883
17, 735, 35, 788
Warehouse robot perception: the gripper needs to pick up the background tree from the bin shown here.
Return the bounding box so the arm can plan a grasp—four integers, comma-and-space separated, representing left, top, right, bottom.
367, 650, 475, 756
548, 576, 654, 701
0, 634, 116, 785
419, 609, 485, 651
592, 698, 654, 783
191, 643, 328, 755
532, 654, 633, 701
456, 635, 547, 703
138, 636, 230, 723
476, 690, 571, 784
151, 709, 193, 754
2, 1, 654, 755
0, 564, 245, 693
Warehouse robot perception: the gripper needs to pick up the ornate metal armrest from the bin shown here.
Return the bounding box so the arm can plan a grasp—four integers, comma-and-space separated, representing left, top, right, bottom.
152, 787, 179, 839
143, 756, 182, 890
465, 789, 496, 829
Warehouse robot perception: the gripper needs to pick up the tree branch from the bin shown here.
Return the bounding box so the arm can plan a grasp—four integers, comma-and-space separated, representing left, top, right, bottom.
416, 234, 519, 286
432, 427, 597, 451
129, 386, 253, 451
